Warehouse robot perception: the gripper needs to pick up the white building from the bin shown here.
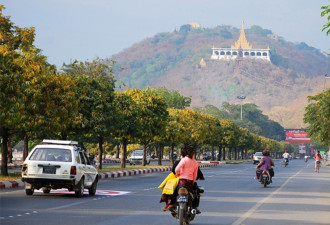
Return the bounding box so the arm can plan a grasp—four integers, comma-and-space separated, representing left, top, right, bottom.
211, 21, 270, 61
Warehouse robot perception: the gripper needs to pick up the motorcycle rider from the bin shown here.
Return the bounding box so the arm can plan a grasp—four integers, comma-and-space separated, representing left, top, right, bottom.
282, 150, 290, 164
160, 143, 203, 213
255, 150, 274, 182
304, 155, 309, 162
314, 151, 322, 172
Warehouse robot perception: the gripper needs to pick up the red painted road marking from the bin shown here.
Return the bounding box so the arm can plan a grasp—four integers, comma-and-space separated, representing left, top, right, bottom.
34, 189, 130, 196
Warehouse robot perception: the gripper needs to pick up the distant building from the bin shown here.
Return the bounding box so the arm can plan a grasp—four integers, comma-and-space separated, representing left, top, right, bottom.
199, 58, 206, 67
211, 21, 270, 61
189, 22, 201, 28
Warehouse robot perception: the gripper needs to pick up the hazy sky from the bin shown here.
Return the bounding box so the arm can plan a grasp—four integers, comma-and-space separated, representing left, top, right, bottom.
2, 0, 329, 68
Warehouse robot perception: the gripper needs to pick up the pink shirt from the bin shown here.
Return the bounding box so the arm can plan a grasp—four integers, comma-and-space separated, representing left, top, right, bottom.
175, 156, 198, 182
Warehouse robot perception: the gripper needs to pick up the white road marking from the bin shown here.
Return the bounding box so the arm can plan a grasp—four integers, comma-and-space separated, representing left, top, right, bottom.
232, 168, 303, 225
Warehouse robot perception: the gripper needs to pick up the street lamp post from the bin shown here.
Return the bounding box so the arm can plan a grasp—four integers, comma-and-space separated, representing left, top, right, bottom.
237, 95, 246, 120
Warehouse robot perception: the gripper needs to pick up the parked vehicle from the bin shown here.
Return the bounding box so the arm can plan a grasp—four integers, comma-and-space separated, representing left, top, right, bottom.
21, 139, 98, 197
253, 152, 263, 164
172, 185, 204, 225
129, 150, 151, 165
202, 152, 211, 160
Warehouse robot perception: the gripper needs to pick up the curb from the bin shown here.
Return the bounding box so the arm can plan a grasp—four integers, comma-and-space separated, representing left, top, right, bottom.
0, 163, 220, 189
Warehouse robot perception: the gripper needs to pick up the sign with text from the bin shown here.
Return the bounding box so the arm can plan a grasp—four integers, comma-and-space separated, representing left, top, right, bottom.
285, 129, 311, 143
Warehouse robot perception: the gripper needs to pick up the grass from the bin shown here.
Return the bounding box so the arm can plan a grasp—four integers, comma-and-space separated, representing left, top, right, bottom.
0, 173, 21, 182
0, 164, 171, 182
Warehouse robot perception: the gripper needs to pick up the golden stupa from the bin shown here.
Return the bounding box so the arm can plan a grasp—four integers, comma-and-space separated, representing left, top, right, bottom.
231, 21, 252, 49
199, 58, 206, 67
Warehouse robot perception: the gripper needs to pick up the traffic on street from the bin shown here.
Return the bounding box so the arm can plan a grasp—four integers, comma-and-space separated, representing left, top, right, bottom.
1, 159, 330, 225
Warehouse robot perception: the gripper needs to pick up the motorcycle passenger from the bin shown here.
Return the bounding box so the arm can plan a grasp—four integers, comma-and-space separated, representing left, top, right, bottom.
255, 150, 274, 182
160, 144, 203, 213
282, 150, 290, 164
175, 143, 199, 211
314, 151, 322, 172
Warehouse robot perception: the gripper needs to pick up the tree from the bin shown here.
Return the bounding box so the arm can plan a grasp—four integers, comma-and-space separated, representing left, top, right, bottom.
304, 90, 330, 146
0, 5, 74, 175
152, 87, 191, 109
220, 102, 285, 141
111, 91, 141, 168
127, 88, 169, 166
163, 108, 185, 164
219, 120, 240, 160
321, 1, 330, 35
62, 59, 116, 169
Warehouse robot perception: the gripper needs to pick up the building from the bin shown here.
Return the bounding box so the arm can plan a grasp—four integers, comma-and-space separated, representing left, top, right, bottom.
211, 21, 270, 61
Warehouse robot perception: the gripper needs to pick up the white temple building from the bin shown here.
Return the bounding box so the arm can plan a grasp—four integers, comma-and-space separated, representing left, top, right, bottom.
211, 21, 270, 61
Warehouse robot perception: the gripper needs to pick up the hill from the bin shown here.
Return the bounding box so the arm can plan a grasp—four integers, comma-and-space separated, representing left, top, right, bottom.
111, 23, 329, 128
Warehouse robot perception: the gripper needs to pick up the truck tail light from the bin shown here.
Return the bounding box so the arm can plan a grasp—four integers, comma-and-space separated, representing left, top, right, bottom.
70, 166, 77, 175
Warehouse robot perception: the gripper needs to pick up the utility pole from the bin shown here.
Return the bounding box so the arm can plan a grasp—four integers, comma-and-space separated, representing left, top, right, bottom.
237, 95, 246, 120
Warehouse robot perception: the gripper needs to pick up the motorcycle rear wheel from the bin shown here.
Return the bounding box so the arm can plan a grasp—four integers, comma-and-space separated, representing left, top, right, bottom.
179, 205, 185, 225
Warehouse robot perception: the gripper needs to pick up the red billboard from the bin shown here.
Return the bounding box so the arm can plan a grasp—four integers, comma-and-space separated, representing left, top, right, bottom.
285, 129, 311, 143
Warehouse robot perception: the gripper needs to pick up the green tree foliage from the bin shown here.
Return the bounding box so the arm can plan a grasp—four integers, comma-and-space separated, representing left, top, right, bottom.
112, 91, 141, 168
219, 29, 233, 39
127, 88, 169, 166
193, 104, 230, 119
321, 1, 330, 35
221, 102, 285, 141
0, 5, 76, 174
179, 24, 191, 33
304, 90, 330, 146
151, 87, 191, 109
247, 25, 272, 37
62, 59, 116, 168
126, 50, 191, 88
269, 47, 289, 69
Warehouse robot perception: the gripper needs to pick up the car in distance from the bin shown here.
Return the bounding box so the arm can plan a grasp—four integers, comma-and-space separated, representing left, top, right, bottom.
253, 152, 263, 164
129, 150, 151, 165
21, 139, 98, 197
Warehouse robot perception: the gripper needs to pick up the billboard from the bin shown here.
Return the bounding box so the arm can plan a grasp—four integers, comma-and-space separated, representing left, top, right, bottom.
285, 129, 311, 143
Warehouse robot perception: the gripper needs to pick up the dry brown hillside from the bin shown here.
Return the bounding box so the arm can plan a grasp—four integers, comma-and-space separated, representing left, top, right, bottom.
111, 24, 329, 128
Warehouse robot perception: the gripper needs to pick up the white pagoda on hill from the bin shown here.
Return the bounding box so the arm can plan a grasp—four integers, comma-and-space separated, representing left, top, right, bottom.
211, 21, 270, 61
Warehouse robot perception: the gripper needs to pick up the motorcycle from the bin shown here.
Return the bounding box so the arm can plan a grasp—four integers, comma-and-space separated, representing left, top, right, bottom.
172, 185, 203, 225
283, 158, 289, 167
304, 157, 308, 162
316, 160, 321, 172
260, 170, 271, 188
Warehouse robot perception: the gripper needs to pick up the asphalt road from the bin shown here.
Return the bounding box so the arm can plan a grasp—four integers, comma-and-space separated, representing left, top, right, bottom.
1, 159, 330, 225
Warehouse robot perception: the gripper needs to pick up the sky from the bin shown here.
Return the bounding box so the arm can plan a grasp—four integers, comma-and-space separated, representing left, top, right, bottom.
2, 0, 329, 69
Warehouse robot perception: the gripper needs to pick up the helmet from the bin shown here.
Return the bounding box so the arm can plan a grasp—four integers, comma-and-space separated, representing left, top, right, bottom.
262, 150, 270, 156
285, 150, 288, 153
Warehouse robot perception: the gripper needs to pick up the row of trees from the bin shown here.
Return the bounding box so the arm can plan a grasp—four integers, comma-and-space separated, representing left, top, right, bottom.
0, 5, 294, 176
5, 4, 329, 177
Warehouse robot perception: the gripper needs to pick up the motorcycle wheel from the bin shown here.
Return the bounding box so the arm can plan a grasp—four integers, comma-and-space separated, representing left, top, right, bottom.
179, 203, 186, 225
263, 180, 267, 187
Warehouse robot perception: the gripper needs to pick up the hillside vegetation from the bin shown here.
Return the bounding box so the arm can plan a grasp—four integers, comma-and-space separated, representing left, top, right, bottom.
111, 23, 328, 128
